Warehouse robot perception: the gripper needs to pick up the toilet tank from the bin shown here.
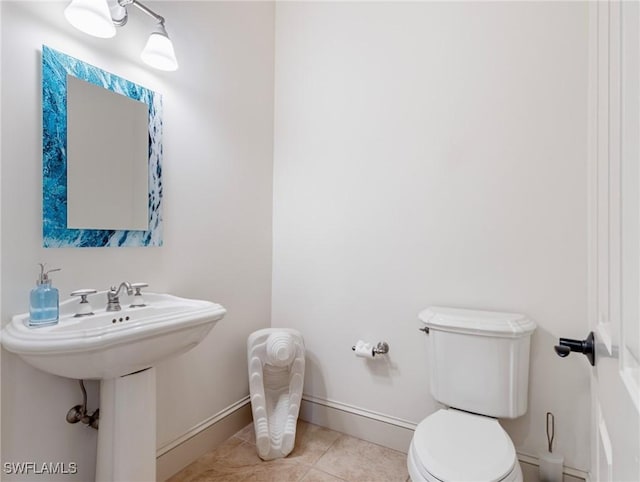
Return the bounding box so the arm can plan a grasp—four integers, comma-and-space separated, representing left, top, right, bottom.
419, 306, 536, 419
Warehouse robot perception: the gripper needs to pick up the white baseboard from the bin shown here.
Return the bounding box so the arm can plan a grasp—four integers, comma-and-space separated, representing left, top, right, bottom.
517, 453, 589, 482
156, 396, 252, 481
299, 394, 415, 453
300, 394, 589, 482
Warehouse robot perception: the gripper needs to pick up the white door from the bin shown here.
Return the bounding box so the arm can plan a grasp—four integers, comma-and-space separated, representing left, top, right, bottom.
589, 1, 640, 480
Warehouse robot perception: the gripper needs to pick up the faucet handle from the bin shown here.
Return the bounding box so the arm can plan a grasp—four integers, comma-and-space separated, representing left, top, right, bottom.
70, 289, 97, 317
130, 283, 149, 308
71, 289, 97, 301
130, 282, 149, 295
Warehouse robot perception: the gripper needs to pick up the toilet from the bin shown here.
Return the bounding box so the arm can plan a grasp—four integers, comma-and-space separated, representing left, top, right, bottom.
407, 306, 536, 482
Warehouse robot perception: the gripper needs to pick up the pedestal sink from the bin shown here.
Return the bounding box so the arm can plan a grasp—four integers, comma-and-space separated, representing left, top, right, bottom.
1, 292, 226, 482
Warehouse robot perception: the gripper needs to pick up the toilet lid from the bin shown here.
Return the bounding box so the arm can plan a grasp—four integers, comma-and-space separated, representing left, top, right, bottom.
413, 409, 516, 482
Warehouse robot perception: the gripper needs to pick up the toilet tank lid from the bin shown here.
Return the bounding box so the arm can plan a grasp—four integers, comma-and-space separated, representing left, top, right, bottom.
418, 306, 536, 338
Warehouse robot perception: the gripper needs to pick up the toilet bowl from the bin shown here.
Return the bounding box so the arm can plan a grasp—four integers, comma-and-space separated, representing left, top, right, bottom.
408, 306, 536, 482
407, 409, 522, 482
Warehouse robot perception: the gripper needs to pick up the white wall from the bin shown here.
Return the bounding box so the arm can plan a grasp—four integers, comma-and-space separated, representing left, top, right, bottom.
1, 1, 274, 480
272, 1, 591, 472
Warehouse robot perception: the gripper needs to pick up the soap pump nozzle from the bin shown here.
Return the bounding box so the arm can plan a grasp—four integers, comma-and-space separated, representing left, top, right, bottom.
37, 263, 61, 285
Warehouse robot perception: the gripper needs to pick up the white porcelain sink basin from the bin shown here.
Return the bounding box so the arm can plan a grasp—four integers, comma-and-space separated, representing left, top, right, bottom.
1, 292, 226, 379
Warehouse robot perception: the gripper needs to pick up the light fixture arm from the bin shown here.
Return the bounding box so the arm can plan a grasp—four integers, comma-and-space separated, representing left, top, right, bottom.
118, 0, 165, 25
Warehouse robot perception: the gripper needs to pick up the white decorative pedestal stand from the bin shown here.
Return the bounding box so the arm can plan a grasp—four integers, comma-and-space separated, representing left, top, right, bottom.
96, 368, 157, 482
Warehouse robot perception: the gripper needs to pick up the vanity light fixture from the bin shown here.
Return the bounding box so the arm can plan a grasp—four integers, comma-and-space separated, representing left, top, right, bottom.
140, 22, 179, 72
64, 0, 116, 38
64, 0, 179, 72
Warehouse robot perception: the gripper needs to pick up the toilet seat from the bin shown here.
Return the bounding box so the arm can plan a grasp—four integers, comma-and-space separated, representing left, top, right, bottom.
408, 409, 520, 482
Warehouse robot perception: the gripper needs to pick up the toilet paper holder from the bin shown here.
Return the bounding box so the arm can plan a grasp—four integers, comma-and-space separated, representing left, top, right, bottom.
351, 341, 389, 356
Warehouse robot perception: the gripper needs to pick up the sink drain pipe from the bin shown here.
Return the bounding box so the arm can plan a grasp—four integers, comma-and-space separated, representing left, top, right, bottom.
66, 380, 99, 430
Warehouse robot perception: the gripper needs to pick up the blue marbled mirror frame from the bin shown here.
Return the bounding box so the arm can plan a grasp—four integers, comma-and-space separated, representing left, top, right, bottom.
42, 45, 163, 247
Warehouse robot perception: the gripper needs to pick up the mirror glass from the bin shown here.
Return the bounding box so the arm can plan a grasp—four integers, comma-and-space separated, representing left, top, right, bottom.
67, 75, 149, 230
42, 45, 163, 247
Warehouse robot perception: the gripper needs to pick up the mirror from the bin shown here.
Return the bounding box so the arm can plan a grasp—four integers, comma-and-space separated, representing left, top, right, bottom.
42, 45, 163, 247
67, 75, 149, 230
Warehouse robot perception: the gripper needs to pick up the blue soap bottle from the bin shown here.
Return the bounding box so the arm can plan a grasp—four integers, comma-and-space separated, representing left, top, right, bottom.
29, 263, 61, 327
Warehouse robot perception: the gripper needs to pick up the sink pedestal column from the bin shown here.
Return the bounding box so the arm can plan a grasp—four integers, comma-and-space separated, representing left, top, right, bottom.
96, 367, 156, 482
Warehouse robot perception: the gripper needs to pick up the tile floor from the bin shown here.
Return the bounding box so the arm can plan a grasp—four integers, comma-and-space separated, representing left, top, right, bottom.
168, 420, 410, 482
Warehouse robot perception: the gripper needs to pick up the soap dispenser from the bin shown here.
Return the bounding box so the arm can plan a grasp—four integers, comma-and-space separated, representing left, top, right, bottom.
29, 263, 61, 327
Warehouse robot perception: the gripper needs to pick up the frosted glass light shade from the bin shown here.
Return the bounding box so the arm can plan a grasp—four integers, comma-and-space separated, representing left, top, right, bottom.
64, 0, 116, 38
141, 24, 178, 72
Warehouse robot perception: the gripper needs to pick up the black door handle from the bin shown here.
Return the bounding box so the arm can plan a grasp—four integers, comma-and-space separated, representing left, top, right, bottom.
554, 344, 571, 357
554, 331, 595, 366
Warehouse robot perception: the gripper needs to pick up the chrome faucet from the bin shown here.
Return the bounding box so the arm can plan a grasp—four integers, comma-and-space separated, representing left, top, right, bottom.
106, 282, 133, 312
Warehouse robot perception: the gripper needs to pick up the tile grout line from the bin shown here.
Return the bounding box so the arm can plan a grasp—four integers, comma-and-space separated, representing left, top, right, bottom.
295, 463, 314, 482
235, 424, 340, 482
312, 466, 350, 482
309, 433, 349, 480
310, 433, 344, 468
296, 426, 345, 480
